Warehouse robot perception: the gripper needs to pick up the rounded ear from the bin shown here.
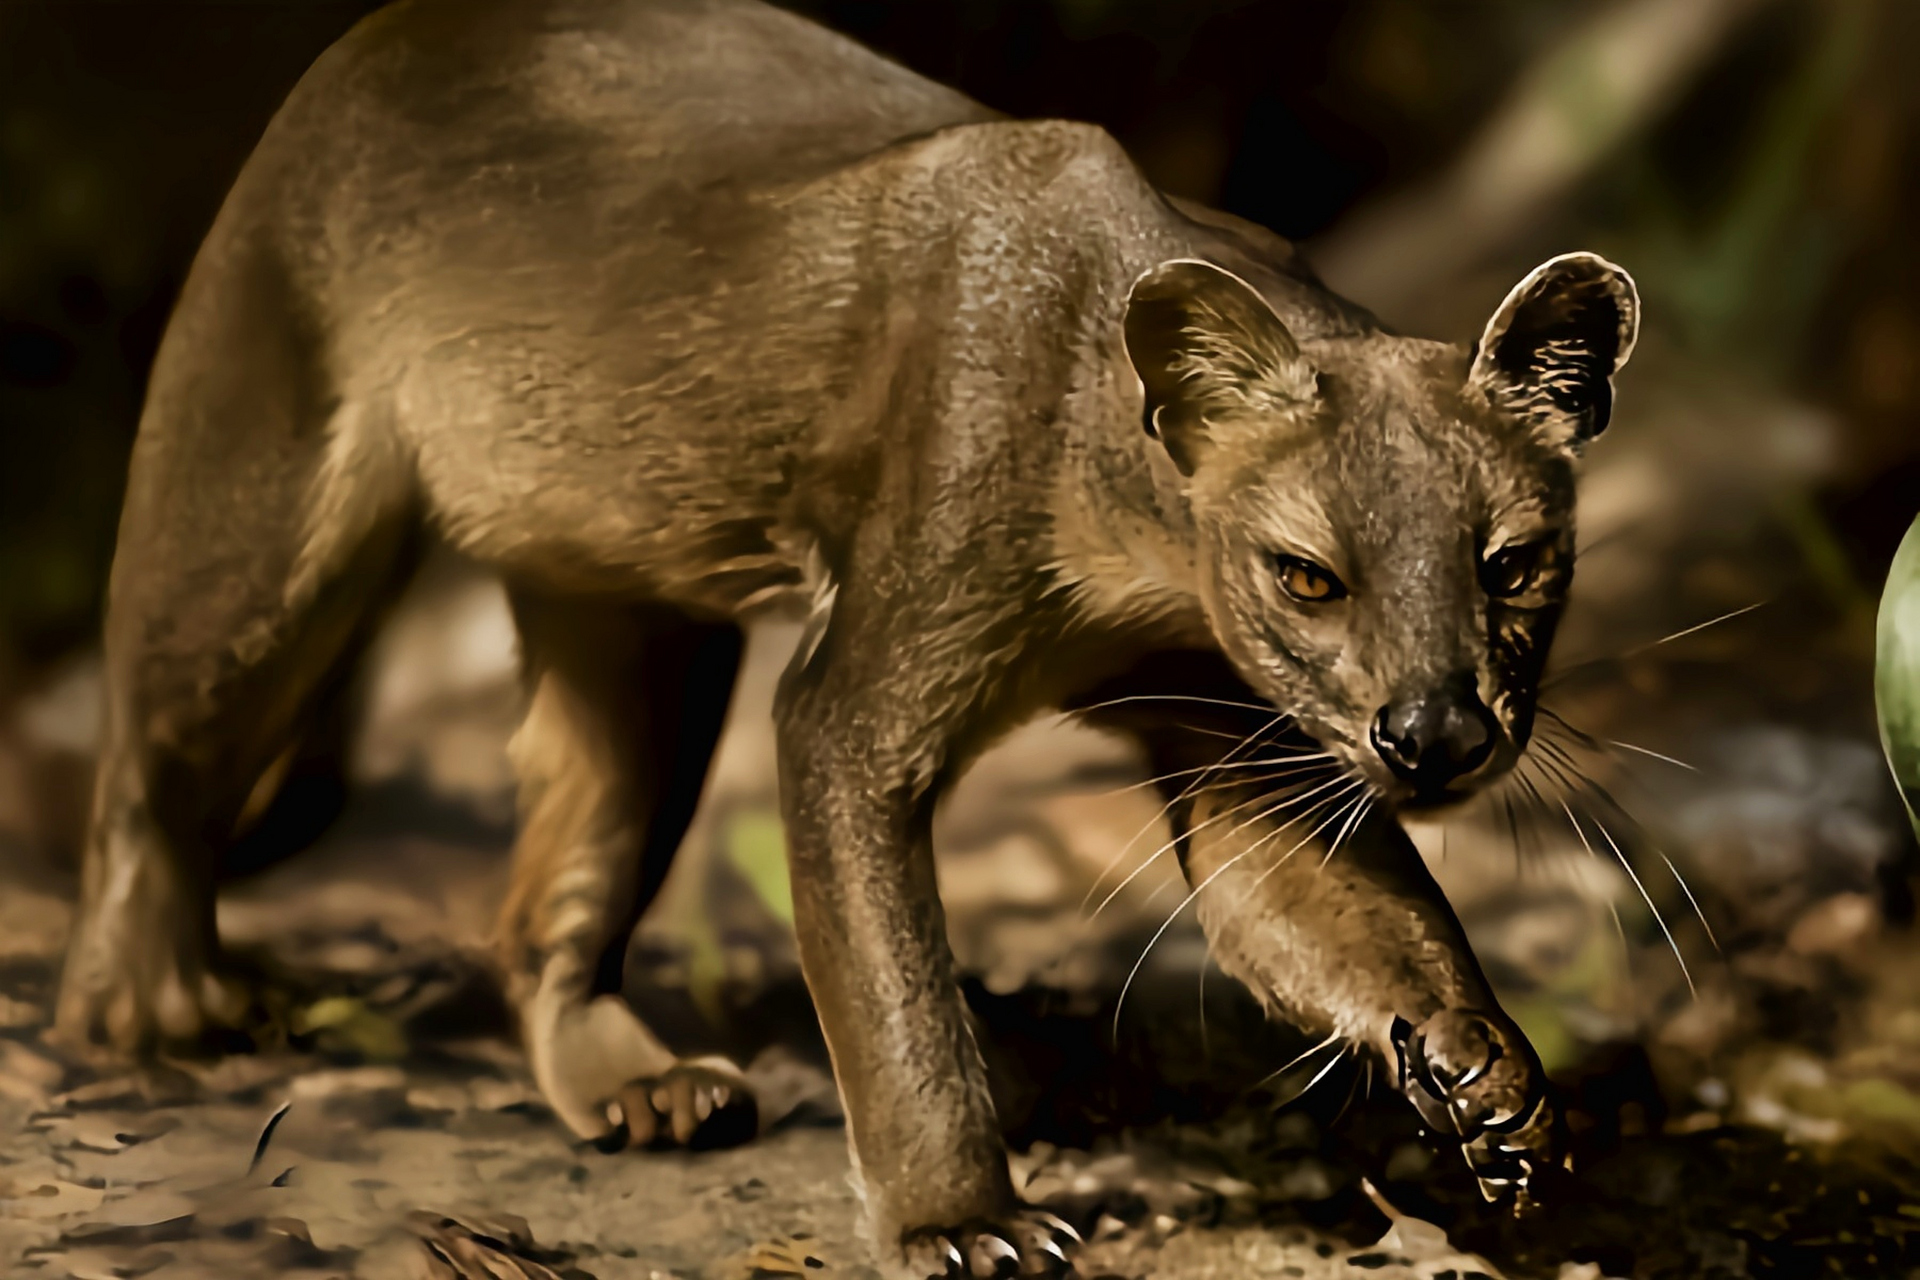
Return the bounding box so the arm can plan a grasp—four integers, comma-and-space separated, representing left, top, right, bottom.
1124, 259, 1318, 476
1468, 252, 1639, 451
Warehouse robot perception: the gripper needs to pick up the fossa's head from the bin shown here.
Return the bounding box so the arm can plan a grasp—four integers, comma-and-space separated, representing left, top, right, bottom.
1125, 253, 1638, 812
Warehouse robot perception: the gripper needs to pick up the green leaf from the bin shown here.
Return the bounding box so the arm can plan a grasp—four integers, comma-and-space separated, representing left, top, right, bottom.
725, 808, 793, 925
1875, 513, 1920, 844
290, 996, 408, 1063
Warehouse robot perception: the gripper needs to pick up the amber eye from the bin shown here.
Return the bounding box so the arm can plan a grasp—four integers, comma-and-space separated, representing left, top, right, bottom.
1482, 541, 1555, 599
1275, 554, 1346, 603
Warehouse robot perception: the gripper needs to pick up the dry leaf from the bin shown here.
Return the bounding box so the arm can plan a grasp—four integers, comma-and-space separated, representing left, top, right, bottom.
30, 1245, 175, 1279
7, 1177, 108, 1219
405, 1211, 592, 1280
51, 1069, 197, 1110
1358, 1178, 1505, 1277
732, 1235, 833, 1278
31, 1110, 181, 1153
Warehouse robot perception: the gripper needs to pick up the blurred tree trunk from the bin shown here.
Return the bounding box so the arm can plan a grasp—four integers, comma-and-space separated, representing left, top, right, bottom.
1312, 0, 1777, 323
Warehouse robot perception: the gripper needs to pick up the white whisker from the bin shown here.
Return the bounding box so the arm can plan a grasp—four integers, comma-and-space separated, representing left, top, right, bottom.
1660, 849, 1721, 953
1241, 780, 1371, 896
1112, 774, 1365, 1037
1540, 706, 1698, 775
1606, 739, 1698, 772
1104, 753, 1334, 799
1592, 810, 1694, 996
1080, 709, 1293, 911
1069, 693, 1287, 718
1543, 601, 1765, 690
1302, 1044, 1354, 1113
1628, 600, 1766, 654
1087, 766, 1341, 922
1249, 1029, 1344, 1093
1317, 792, 1375, 871
1552, 792, 1630, 962
1536, 747, 1704, 994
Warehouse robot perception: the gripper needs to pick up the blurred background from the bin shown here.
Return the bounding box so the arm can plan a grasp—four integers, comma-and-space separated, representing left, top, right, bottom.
6, 1, 1920, 1276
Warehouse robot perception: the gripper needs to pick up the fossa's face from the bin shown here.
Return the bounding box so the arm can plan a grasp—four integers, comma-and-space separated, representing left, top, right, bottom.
1126, 254, 1637, 812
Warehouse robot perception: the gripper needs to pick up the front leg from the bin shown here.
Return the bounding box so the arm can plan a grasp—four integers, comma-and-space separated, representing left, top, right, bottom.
1084, 676, 1559, 1204
774, 601, 1078, 1278
1179, 767, 1558, 1202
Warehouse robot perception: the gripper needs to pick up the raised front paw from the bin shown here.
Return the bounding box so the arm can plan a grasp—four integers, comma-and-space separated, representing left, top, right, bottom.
899, 1210, 1080, 1280
597, 1057, 759, 1151
1391, 1008, 1558, 1205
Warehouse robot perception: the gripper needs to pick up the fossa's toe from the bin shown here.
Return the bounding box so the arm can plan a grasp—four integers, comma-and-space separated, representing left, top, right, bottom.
54, 952, 274, 1061
599, 1057, 758, 1151
899, 1210, 1079, 1280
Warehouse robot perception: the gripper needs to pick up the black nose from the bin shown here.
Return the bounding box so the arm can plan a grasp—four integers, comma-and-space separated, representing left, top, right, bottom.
1371, 673, 1498, 793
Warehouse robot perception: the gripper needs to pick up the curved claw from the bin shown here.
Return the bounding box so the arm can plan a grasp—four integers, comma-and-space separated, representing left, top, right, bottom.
899, 1211, 1079, 1280
1390, 1010, 1559, 1206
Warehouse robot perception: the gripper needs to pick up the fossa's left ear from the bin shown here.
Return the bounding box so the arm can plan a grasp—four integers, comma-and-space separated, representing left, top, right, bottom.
1124, 258, 1319, 476
1468, 252, 1639, 452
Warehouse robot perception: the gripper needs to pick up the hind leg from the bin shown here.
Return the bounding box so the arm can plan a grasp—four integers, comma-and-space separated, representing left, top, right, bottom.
54, 232, 417, 1056
54, 382, 413, 1056
58, 558, 407, 1055
499, 591, 754, 1149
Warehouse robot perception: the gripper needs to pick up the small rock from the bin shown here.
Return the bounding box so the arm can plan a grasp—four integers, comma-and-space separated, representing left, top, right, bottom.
1787, 892, 1878, 956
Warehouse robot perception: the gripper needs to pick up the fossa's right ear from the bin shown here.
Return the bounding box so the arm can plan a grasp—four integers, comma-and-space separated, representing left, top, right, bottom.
1468, 252, 1639, 453
1124, 259, 1318, 476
